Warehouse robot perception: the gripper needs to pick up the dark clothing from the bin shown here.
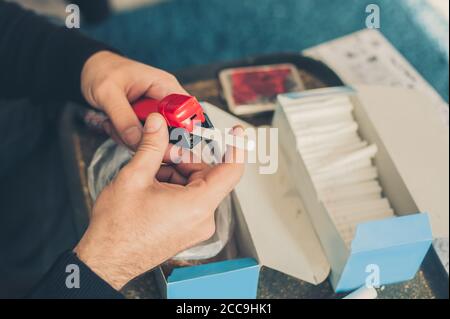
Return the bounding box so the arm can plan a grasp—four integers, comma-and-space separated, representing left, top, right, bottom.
0, 1, 122, 298
0, 1, 105, 103
29, 251, 123, 299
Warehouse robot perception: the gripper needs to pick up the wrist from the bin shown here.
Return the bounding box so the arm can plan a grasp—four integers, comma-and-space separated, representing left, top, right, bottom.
74, 240, 135, 290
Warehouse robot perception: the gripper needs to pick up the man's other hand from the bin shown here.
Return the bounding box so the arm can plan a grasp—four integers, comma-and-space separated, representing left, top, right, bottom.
81, 51, 188, 149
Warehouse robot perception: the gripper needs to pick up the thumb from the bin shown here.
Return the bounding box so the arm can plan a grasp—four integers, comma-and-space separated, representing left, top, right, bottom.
101, 88, 143, 149
128, 113, 169, 181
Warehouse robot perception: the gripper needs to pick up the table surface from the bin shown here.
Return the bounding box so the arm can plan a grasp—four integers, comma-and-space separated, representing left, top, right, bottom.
59, 53, 448, 299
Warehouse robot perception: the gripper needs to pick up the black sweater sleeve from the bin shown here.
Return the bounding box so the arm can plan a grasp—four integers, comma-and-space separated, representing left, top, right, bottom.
0, 2, 123, 298
29, 251, 124, 299
0, 1, 111, 103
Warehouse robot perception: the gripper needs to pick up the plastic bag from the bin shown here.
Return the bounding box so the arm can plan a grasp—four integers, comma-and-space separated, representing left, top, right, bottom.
88, 139, 233, 261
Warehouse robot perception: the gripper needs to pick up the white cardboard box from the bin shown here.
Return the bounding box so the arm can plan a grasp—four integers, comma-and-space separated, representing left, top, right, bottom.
273, 85, 449, 291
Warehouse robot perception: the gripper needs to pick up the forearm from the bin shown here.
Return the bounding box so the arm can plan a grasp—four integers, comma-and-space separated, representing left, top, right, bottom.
0, 1, 111, 103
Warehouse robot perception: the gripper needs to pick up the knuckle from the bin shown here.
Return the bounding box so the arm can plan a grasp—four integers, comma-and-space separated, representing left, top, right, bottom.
139, 139, 163, 154
93, 79, 113, 103
189, 178, 208, 190
167, 73, 178, 82
162, 72, 179, 84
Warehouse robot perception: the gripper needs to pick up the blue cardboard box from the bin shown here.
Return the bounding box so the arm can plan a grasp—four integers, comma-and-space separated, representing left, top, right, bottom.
157, 258, 260, 299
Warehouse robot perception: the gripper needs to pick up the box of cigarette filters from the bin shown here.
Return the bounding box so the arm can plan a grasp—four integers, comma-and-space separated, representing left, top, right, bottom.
155, 84, 448, 297
273, 85, 449, 292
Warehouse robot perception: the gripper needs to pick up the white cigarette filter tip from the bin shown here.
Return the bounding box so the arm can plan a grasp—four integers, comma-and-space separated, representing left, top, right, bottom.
194, 127, 256, 151
343, 286, 378, 299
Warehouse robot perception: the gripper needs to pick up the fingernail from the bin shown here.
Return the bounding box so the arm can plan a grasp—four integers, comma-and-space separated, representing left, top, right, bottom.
122, 126, 142, 147
144, 113, 163, 133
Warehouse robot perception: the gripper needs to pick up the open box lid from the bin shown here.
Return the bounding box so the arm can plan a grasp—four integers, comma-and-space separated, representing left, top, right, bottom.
201, 103, 330, 285
335, 213, 433, 292
353, 85, 449, 238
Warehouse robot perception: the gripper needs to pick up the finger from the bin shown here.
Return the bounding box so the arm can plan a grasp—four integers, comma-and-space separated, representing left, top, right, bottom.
102, 120, 125, 146
163, 144, 210, 177
190, 126, 245, 203
224, 126, 246, 165
145, 71, 189, 100
102, 88, 143, 149
156, 165, 188, 185
127, 113, 169, 181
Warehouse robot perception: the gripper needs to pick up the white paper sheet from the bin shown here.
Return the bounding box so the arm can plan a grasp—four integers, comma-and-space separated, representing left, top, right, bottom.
303, 29, 449, 128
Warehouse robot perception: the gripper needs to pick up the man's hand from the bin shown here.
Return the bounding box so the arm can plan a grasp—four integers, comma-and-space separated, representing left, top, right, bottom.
81, 51, 187, 149
74, 113, 245, 290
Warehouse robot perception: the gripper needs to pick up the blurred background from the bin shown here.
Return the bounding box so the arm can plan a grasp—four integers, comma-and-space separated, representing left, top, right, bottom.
7, 0, 449, 101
